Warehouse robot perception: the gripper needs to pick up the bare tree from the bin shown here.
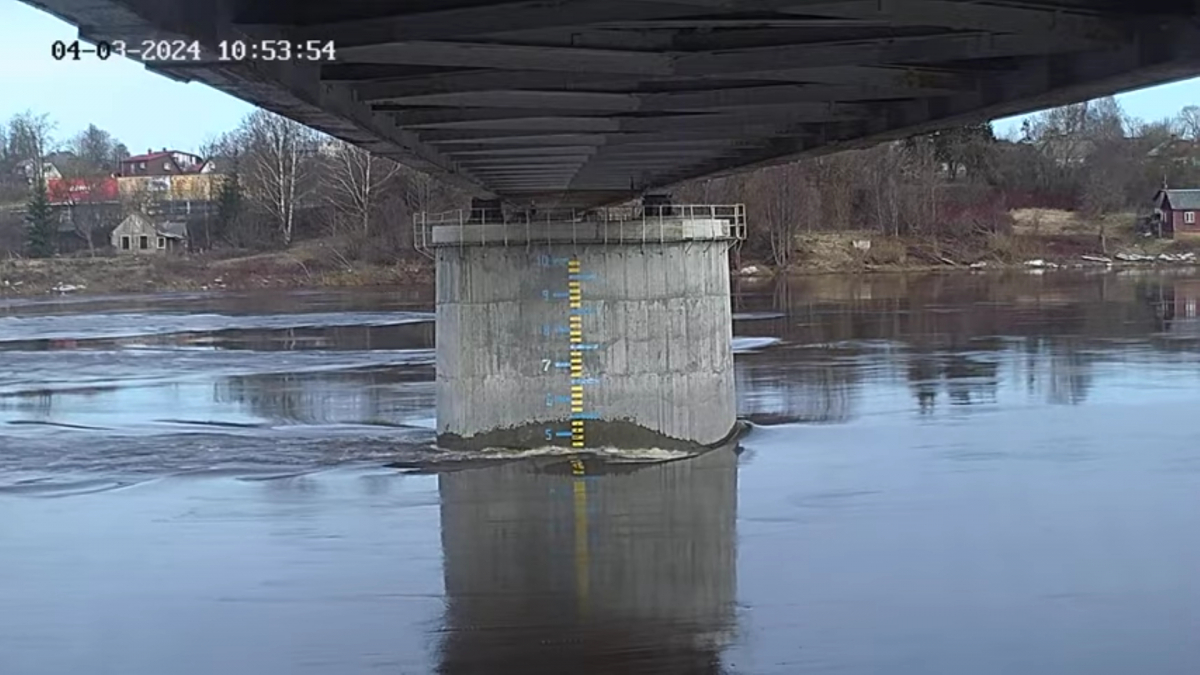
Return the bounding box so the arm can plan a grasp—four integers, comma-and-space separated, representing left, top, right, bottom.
66, 200, 115, 256
240, 111, 318, 246
400, 165, 443, 216
675, 175, 739, 204
7, 111, 56, 183
859, 143, 906, 236
322, 140, 401, 236
1177, 105, 1200, 141
1028, 104, 1090, 167
198, 131, 242, 164
70, 124, 122, 172
810, 155, 855, 232
902, 135, 939, 237
748, 163, 810, 268
56, 159, 116, 256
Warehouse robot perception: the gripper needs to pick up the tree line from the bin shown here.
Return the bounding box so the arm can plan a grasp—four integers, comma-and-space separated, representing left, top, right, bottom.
4, 95, 1199, 263
679, 96, 1200, 266
0, 108, 465, 260
199, 110, 467, 256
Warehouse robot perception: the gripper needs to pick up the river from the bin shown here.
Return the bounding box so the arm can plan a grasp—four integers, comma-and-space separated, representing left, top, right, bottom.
3, 270, 1200, 674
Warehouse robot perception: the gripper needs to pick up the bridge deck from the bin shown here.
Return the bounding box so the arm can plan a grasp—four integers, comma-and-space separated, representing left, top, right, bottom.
23, 0, 1200, 206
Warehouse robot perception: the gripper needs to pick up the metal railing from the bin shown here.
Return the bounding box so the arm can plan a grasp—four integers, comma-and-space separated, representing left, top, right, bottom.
413, 204, 746, 254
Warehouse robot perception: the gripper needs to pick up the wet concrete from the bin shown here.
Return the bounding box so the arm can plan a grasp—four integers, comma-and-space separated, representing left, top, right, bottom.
435, 242, 736, 451
436, 417, 748, 454
5, 271, 1200, 673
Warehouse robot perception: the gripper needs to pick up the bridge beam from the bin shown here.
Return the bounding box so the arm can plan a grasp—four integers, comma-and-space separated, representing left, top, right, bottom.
23, 0, 1200, 207
670, 15, 1200, 184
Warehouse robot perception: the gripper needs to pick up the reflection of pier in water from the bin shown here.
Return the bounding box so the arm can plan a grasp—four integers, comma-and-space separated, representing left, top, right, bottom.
436, 449, 738, 675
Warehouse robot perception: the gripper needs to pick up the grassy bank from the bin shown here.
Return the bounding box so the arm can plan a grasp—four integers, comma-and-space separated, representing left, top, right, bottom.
5, 210, 1199, 298
0, 239, 432, 297
740, 210, 1200, 277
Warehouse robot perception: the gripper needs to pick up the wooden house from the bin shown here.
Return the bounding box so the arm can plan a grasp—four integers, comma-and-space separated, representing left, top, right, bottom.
110, 213, 187, 253
119, 149, 204, 177
1151, 189, 1200, 238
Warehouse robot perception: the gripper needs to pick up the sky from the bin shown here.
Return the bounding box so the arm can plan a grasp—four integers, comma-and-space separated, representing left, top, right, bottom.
0, 1, 255, 155
2, 0, 1200, 155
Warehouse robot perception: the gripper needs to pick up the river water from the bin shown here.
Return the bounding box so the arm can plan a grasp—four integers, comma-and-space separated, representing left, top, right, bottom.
3, 271, 1200, 674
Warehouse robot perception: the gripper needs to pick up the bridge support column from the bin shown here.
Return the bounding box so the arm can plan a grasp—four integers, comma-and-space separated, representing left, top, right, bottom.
429, 208, 743, 452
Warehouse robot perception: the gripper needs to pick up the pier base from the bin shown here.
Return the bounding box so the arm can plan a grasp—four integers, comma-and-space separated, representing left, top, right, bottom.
429, 208, 743, 452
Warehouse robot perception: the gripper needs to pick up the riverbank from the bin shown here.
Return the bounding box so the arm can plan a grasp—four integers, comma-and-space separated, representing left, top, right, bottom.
738, 209, 1200, 277
4, 210, 1199, 298
0, 241, 433, 297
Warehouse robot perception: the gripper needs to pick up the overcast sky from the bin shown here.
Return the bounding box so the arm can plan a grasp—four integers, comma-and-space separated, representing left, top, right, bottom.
3, 0, 1200, 155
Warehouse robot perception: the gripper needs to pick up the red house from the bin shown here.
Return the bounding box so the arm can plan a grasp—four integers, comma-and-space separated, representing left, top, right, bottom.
46, 177, 119, 205
120, 149, 204, 177
1152, 189, 1200, 238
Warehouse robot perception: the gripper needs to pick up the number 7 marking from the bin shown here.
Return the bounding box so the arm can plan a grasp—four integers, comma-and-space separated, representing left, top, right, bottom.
541, 359, 552, 372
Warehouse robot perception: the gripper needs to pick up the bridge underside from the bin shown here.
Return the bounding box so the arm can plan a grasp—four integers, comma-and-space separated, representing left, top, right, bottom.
25, 0, 1200, 207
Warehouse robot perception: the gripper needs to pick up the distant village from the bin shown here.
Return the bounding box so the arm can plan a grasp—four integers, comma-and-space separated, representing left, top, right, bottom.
0, 108, 465, 262
16, 148, 228, 254
5, 95, 1200, 274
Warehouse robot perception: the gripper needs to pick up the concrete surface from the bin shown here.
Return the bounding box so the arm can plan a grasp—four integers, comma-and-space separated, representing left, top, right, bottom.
435, 235, 736, 451
428, 218, 736, 246
20, 1, 1200, 206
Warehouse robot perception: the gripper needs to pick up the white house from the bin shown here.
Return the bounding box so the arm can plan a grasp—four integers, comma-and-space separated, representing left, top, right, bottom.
14, 158, 62, 184
111, 213, 187, 253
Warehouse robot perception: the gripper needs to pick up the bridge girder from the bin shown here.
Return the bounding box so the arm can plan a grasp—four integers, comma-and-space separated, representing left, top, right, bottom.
22, 0, 1200, 206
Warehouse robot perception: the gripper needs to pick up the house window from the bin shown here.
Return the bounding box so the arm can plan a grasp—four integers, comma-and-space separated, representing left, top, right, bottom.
1186, 212, 1196, 224
164, 162, 172, 172
139, 235, 148, 250
121, 235, 130, 250
157, 237, 166, 249
138, 161, 146, 170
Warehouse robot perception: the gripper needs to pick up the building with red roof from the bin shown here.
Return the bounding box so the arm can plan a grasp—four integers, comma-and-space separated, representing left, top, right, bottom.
120, 149, 204, 177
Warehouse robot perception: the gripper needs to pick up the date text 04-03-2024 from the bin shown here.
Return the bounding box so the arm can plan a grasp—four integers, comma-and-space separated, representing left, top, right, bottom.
51, 39, 337, 62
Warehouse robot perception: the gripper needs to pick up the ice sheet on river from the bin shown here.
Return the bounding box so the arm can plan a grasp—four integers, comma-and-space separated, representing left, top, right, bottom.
0, 310, 433, 344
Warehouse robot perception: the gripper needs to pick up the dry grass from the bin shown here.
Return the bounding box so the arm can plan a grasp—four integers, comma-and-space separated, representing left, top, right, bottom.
1010, 208, 1140, 240
1, 255, 199, 295
0, 244, 433, 298
765, 213, 1148, 274
790, 232, 879, 271
863, 238, 908, 265
1010, 208, 1087, 235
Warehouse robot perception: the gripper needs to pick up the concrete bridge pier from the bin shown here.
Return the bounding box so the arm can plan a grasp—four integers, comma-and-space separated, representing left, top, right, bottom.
423, 205, 745, 452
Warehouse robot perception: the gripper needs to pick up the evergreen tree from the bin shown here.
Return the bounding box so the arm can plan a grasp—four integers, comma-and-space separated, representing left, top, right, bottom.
213, 165, 243, 246
25, 178, 56, 258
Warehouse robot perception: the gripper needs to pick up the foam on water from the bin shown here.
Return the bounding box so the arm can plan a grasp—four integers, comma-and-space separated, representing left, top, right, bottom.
437, 444, 698, 464
732, 336, 782, 353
